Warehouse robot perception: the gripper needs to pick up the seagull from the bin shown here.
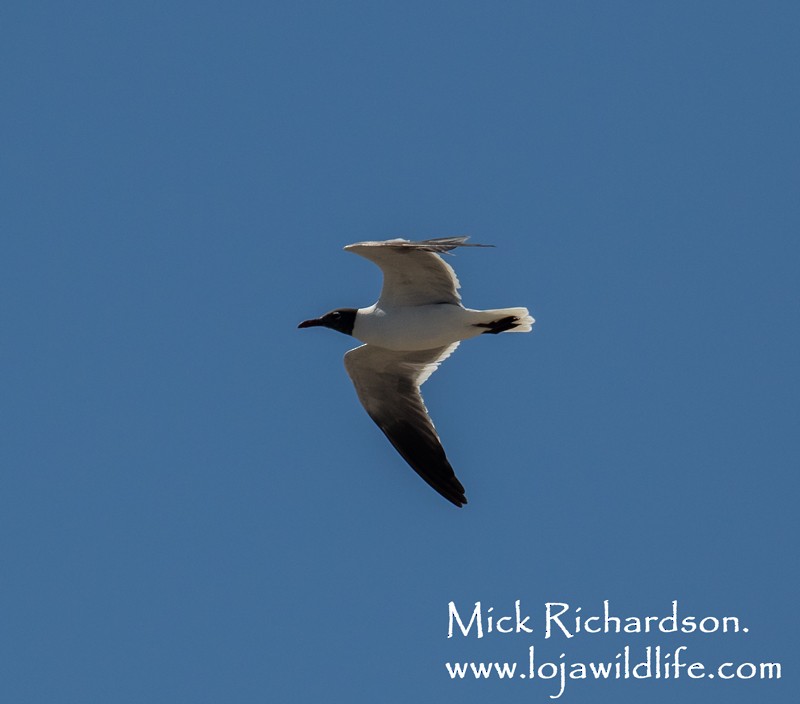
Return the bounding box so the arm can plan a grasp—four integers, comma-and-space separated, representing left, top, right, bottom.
298, 237, 534, 507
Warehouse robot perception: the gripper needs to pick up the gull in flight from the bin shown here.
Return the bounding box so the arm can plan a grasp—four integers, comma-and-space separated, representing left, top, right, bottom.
298, 237, 534, 507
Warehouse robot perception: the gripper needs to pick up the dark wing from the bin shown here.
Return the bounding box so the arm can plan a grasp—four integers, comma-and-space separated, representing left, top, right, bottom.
343, 342, 466, 506
344, 237, 492, 308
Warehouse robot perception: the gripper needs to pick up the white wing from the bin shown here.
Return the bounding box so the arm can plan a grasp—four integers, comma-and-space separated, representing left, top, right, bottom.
343, 342, 466, 506
344, 236, 491, 307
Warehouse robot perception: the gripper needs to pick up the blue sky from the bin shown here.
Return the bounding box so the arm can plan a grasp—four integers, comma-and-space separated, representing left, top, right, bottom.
2, 2, 798, 702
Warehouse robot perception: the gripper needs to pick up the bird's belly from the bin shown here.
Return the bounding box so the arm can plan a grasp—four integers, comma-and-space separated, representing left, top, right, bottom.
353, 304, 479, 351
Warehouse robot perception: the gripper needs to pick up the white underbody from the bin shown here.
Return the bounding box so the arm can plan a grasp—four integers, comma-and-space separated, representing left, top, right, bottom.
352, 303, 533, 351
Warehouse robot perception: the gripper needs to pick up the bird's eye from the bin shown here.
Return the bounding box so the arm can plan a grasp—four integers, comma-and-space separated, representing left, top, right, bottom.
331, 311, 341, 319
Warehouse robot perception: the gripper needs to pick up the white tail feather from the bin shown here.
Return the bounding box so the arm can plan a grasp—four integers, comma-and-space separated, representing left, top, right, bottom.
480, 307, 534, 333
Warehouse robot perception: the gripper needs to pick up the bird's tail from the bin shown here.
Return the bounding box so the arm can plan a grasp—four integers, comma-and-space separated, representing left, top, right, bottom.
473, 307, 535, 334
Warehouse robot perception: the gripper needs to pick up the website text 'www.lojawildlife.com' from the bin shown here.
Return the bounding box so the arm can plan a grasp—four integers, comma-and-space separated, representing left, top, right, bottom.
445, 644, 781, 699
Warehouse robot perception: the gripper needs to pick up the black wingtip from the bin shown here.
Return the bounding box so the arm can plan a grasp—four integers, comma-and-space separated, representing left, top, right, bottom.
409, 236, 494, 253
375, 418, 468, 508
439, 484, 468, 507
444, 481, 468, 508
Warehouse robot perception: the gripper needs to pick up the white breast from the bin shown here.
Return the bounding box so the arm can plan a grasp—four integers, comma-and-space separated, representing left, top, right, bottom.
353, 304, 483, 351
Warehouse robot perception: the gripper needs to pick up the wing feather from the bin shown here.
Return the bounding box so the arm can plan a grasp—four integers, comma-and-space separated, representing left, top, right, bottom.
343, 342, 466, 506
344, 237, 492, 307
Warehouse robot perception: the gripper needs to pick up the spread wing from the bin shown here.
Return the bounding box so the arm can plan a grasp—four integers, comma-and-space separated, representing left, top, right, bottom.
344, 236, 492, 307
343, 342, 466, 506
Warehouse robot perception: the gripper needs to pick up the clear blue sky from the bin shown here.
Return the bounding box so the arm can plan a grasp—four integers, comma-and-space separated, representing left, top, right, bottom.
2, 2, 798, 702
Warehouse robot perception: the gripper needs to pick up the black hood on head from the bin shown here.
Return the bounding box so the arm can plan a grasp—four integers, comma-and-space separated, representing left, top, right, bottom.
298, 308, 357, 336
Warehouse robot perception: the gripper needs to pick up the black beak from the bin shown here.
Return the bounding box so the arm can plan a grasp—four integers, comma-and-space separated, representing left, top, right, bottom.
298, 318, 323, 328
